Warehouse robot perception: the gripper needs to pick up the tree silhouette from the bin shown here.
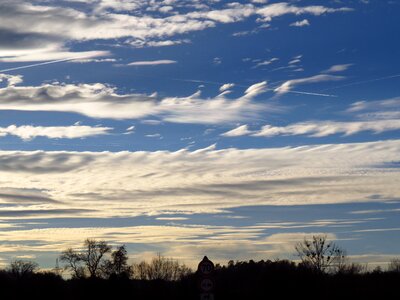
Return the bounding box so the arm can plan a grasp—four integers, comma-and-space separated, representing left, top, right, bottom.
60, 239, 112, 278
82, 239, 111, 278
388, 258, 400, 273
295, 235, 346, 273
132, 253, 191, 281
60, 248, 86, 279
8, 260, 38, 279
102, 245, 132, 278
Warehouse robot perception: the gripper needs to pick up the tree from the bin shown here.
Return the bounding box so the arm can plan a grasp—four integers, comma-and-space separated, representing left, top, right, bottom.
8, 260, 39, 279
102, 245, 132, 278
132, 254, 192, 281
295, 235, 346, 273
60, 239, 112, 279
388, 258, 400, 273
337, 262, 366, 275
60, 248, 85, 279
82, 239, 111, 278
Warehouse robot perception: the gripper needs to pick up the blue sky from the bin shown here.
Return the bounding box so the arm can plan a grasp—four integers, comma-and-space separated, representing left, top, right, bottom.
0, 0, 399, 269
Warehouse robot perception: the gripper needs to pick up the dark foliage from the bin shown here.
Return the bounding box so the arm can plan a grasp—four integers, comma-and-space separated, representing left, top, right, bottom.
0, 258, 399, 300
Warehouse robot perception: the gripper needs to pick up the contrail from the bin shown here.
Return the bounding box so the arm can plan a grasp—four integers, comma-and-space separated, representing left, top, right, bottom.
278, 90, 337, 97
0, 55, 99, 73
322, 74, 400, 91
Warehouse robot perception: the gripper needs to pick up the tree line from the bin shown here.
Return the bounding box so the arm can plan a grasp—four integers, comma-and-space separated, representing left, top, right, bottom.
1, 235, 400, 299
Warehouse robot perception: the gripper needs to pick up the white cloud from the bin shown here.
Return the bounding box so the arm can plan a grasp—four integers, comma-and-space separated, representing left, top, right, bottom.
221, 124, 253, 137
128, 39, 190, 48
0, 81, 275, 124
127, 60, 177, 66
145, 133, 162, 138
244, 81, 268, 97
347, 96, 400, 122
0, 1, 352, 62
274, 74, 345, 95
0, 48, 110, 63
141, 119, 163, 125
0, 125, 112, 140
253, 57, 279, 68
347, 97, 400, 113
253, 120, 400, 137
0, 74, 23, 87
0, 139, 398, 219
219, 83, 235, 92
290, 19, 310, 27
288, 58, 301, 65
256, 3, 352, 22
323, 64, 353, 73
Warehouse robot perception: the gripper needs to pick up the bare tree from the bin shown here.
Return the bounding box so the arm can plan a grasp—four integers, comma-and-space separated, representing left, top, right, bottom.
82, 239, 111, 278
60, 239, 112, 279
8, 260, 39, 279
388, 258, 400, 273
132, 254, 192, 281
295, 235, 346, 273
132, 261, 149, 280
60, 248, 86, 279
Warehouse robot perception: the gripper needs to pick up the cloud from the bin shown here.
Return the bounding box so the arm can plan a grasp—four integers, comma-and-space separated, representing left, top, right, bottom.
221, 125, 253, 137
323, 64, 353, 73
127, 60, 177, 66
0, 125, 112, 140
244, 81, 268, 98
219, 83, 235, 92
0, 208, 95, 218
145, 133, 162, 138
0, 48, 110, 63
0, 188, 59, 204
124, 125, 135, 135
0, 151, 94, 173
141, 120, 163, 125
0, 1, 352, 62
252, 119, 400, 137
253, 58, 279, 68
274, 74, 345, 95
256, 3, 352, 22
290, 19, 310, 27
347, 97, 400, 113
0, 139, 398, 220
128, 39, 190, 48
0, 81, 275, 124
0, 73, 23, 87
346, 96, 400, 121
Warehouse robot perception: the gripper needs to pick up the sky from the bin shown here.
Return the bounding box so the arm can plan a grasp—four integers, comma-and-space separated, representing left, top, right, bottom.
0, 0, 400, 270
